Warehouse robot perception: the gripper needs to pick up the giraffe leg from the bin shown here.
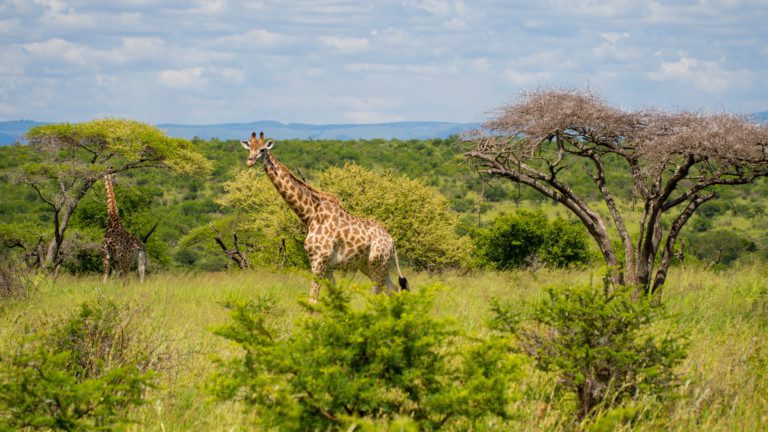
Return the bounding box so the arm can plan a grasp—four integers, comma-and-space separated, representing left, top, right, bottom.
137, 249, 147, 283
367, 254, 389, 295
118, 253, 132, 279
367, 240, 396, 295
100, 244, 111, 283
309, 255, 332, 305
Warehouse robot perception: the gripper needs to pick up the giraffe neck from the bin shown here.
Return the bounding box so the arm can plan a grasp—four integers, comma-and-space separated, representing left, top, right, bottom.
103, 175, 122, 228
263, 153, 319, 226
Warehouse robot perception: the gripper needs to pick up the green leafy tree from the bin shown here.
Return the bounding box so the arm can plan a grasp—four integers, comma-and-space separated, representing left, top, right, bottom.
316, 164, 472, 270
477, 210, 590, 269
685, 229, 757, 267
214, 170, 309, 269
0, 299, 156, 431
495, 283, 687, 420
210, 285, 520, 430
6, 119, 212, 271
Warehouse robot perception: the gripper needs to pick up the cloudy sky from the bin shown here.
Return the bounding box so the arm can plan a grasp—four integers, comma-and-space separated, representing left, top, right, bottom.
1, 0, 766, 124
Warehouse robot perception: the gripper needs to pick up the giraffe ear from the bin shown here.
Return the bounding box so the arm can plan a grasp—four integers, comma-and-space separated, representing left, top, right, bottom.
240, 140, 250, 150
265, 140, 275, 150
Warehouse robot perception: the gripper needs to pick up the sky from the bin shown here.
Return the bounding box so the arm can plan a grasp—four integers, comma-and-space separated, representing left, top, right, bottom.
0, 0, 766, 124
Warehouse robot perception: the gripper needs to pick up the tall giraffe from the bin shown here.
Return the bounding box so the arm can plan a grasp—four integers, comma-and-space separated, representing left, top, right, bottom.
240, 131, 408, 303
100, 174, 148, 283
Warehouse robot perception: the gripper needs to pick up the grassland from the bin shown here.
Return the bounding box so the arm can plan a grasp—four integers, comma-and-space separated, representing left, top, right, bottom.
2, 264, 766, 431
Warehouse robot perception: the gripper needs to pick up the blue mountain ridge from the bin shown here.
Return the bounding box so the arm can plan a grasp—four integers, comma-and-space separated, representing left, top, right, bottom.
0, 120, 480, 145
4, 114, 766, 146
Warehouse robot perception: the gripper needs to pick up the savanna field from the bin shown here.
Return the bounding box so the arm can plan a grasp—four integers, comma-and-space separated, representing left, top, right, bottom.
1, 266, 767, 431
2, 111, 768, 430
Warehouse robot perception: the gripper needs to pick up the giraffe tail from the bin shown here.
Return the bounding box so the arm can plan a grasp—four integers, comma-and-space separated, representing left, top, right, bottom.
393, 247, 409, 291
141, 219, 161, 244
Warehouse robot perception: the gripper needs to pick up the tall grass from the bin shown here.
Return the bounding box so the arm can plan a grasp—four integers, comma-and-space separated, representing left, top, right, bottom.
1, 264, 766, 430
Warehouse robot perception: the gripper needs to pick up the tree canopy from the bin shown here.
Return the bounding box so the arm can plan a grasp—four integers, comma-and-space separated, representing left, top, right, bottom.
467, 88, 768, 295
8, 118, 212, 270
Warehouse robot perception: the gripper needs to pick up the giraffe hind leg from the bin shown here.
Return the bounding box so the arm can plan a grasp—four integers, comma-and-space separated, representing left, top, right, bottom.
137, 249, 147, 283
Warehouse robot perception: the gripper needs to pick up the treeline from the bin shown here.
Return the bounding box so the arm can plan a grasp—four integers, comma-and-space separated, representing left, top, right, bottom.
1, 135, 766, 274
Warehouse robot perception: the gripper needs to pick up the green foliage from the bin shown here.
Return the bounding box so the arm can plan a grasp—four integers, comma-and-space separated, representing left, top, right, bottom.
0, 222, 42, 256
686, 229, 757, 267
502, 283, 688, 419
316, 164, 472, 270
210, 284, 520, 430
0, 299, 155, 431
476, 210, 591, 269
214, 170, 309, 269
26, 119, 212, 177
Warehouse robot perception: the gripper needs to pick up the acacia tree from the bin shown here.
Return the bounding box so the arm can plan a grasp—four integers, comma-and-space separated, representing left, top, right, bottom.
7, 119, 211, 271
467, 89, 768, 295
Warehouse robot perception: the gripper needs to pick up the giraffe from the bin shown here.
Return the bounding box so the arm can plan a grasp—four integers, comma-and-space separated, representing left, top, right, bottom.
100, 174, 149, 283
239, 131, 408, 303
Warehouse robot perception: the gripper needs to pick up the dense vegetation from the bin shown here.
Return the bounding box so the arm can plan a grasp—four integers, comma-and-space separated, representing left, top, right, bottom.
2, 135, 766, 274
1, 130, 767, 430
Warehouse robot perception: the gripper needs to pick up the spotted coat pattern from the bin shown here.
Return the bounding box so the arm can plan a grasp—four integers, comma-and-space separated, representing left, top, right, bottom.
241, 132, 407, 303
100, 174, 147, 283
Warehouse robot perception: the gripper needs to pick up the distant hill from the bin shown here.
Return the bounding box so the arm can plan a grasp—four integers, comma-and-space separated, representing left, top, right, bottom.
753, 112, 768, 123
0, 120, 42, 145
156, 121, 479, 141
0, 120, 479, 145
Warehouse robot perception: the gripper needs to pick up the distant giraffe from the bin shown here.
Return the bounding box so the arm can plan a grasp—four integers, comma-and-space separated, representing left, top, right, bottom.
239, 131, 408, 303
100, 174, 150, 283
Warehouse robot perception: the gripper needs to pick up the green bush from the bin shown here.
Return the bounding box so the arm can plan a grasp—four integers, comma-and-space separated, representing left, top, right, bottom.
0, 299, 157, 431
210, 284, 520, 430
495, 283, 688, 420
476, 210, 591, 269
686, 229, 757, 267
317, 164, 473, 270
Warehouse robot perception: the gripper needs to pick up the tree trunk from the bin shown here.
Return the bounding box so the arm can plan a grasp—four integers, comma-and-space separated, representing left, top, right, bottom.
43, 204, 75, 271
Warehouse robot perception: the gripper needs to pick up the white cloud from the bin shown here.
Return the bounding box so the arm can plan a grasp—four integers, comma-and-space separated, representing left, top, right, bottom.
1, 1, 765, 123
157, 67, 207, 89
22, 38, 97, 65
119, 37, 166, 60
213, 29, 290, 49
344, 63, 451, 77
156, 66, 244, 89
503, 69, 552, 86
216, 67, 245, 84
647, 54, 753, 93
592, 32, 639, 61
554, 0, 648, 18
319, 36, 370, 53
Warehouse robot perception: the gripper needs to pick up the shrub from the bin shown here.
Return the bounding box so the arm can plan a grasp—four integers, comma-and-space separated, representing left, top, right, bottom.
494, 283, 688, 420
476, 210, 590, 269
0, 299, 158, 431
686, 229, 757, 267
210, 284, 520, 430
316, 164, 473, 270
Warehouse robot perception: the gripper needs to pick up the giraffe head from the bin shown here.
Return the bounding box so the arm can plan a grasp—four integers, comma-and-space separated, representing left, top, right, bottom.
240, 131, 275, 167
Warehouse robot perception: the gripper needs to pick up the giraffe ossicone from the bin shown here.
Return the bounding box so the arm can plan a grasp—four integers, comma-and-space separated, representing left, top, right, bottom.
240, 131, 408, 303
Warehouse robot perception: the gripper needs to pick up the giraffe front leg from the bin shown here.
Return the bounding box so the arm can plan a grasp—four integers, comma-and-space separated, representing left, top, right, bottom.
100, 244, 111, 283
309, 256, 332, 305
